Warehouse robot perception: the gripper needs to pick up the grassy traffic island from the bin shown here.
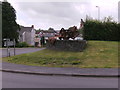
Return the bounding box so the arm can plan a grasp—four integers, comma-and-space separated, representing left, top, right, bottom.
2, 41, 119, 68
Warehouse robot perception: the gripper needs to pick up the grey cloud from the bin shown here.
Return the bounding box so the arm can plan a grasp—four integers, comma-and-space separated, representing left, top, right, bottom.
17, 2, 85, 29
15, 1, 118, 30
6, 0, 118, 30
18, 2, 81, 18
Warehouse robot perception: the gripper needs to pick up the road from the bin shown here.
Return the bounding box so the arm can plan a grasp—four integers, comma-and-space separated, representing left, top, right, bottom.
2, 72, 118, 88
1, 48, 45, 57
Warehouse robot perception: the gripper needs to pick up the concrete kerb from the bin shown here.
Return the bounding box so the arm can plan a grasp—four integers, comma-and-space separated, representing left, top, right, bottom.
0, 69, 119, 78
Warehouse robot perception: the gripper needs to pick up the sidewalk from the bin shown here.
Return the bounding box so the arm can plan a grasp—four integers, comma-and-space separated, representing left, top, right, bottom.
1, 62, 119, 77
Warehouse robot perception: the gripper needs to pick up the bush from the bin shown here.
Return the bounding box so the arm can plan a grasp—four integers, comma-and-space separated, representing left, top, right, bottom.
16, 42, 29, 47
83, 19, 120, 41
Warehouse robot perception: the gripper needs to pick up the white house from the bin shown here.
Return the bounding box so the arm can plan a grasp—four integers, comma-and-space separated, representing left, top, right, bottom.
18, 25, 35, 46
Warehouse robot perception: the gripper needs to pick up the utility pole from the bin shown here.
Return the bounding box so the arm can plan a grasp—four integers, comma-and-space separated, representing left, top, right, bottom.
6, 39, 10, 57
6, 39, 8, 57
13, 39, 16, 56
96, 6, 100, 20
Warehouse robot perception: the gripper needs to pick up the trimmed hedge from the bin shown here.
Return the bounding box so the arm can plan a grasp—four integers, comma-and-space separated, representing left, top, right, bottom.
83, 20, 120, 41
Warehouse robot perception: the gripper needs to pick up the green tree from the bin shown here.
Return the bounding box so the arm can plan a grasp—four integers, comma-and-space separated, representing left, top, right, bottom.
48, 27, 54, 31
103, 16, 114, 22
2, 1, 20, 42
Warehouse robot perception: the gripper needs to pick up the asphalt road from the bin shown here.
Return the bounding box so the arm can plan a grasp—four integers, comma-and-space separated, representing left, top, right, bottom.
2, 72, 118, 88
1, 48, 45, 57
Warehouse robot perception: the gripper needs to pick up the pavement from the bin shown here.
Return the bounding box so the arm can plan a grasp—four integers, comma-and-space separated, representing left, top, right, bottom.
1, 62, 119, 77
0, 48, 119, 77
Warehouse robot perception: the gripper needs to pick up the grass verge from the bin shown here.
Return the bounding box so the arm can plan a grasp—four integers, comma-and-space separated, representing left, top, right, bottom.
3, 41, 119, 68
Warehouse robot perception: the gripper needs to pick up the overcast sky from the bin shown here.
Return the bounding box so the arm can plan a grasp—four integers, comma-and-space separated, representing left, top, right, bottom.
4, 0, 120, 30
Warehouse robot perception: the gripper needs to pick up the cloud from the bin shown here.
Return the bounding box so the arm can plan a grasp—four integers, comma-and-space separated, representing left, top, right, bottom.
7, 0, 119, 30
16, 2, 86, 29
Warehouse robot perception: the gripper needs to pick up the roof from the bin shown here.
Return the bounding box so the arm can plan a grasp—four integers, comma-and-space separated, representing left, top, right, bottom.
35, 30, 59, 34
19, 26, 33, 35
43, 33, 55, 37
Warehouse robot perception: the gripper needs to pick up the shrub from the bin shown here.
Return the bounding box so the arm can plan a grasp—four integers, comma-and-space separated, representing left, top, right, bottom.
16, 42, 29, 47
83, 19, 120, 41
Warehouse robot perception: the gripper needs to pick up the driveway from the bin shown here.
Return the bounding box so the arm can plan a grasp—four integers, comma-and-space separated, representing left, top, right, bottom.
1, 48, 45, 57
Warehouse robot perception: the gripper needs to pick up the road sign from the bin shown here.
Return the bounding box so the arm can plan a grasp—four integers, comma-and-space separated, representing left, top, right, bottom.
4, 41, 15, 46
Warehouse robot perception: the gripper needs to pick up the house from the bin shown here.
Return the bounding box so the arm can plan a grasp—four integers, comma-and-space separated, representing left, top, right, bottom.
18, 25, 35, 46
34, 29, 59, 47
41, 30, 57, 39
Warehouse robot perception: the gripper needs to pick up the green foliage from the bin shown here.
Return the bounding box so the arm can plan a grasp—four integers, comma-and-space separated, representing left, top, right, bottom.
41, 36, 45, 46
48, 27, 54, 31
2, 1, 20, 42
16, 42, 29, 47
84, 19, 119, 41
78, 28, 84, 35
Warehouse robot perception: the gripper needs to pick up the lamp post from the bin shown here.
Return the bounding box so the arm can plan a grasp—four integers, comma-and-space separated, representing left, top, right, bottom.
96, 6, 100, 20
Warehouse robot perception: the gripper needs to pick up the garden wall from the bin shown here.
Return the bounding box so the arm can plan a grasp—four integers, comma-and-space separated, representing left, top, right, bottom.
46, 40, 87, 52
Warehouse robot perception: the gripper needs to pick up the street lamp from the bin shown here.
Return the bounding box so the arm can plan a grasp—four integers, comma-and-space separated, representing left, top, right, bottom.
96, 6, 100, 20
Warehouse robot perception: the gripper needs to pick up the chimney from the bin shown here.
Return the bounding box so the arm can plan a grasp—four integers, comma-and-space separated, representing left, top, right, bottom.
31, 25, 34, 28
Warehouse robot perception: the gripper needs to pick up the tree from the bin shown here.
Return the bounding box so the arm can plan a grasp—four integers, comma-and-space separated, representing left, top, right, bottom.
103, 16, 114, 22
2, 1, 20, 42
48, 27, 54, 31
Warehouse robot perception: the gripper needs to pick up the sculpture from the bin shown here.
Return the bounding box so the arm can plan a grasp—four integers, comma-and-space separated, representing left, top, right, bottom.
48, 26, 80, 44
59, 26, 79, 40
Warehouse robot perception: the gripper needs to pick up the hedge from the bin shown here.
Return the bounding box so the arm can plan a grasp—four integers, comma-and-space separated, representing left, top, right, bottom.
16, 42, 29, 47
83, 20, 120, 41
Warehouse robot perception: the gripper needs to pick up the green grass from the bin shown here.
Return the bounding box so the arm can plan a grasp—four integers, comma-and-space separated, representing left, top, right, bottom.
3, 41, 119, 68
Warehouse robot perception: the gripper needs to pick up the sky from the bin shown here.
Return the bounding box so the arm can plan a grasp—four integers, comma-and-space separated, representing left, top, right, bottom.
2, 0, 120, 30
